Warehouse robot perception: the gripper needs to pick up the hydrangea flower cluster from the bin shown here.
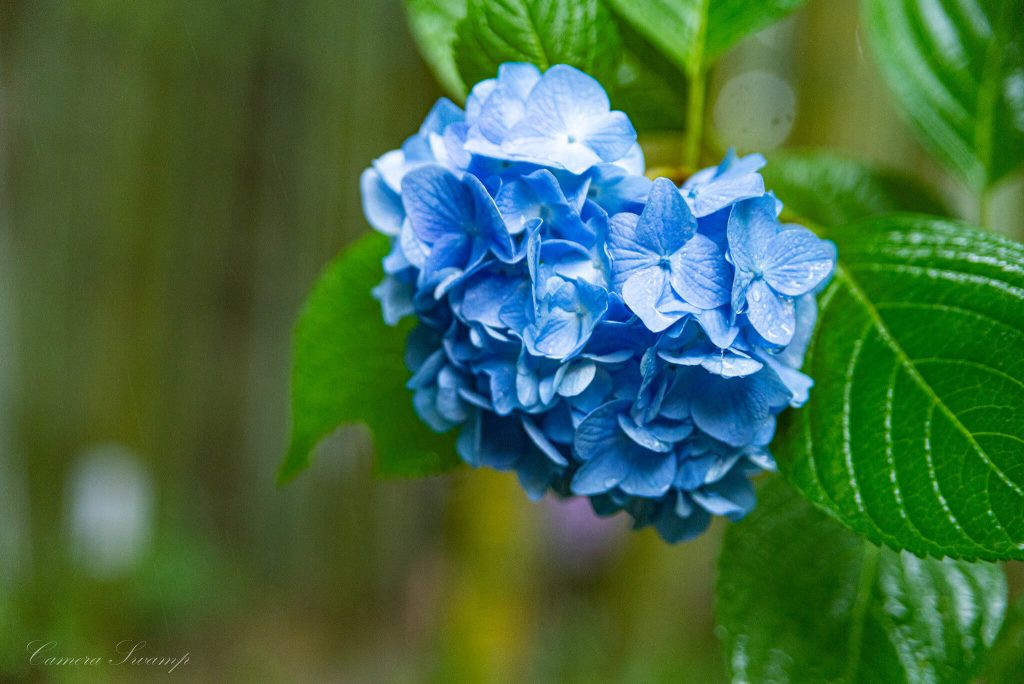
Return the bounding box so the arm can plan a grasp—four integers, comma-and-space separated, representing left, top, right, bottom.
361, 63, 836, 542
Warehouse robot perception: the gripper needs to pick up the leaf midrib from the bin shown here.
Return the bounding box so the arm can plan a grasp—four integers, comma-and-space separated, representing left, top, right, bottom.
835, 263, 1024, 498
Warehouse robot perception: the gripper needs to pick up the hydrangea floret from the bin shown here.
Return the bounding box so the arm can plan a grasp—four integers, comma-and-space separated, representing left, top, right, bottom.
361, 63, 836, 542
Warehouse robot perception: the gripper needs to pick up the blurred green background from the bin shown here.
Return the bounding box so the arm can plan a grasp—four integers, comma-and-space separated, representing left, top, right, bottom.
1, 0, 1021, 681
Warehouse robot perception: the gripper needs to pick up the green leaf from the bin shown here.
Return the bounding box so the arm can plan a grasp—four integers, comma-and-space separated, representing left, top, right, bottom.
404, 0, 468, 98
863, 0, 1024, 191
978, 591, 1024, 683
609, 23, 687, 132
455, 0, 622, 89
279, 233, 460, 484
764, 149, 951, 227
777, 215, 1024, 560
717, 477, 1007, 683
606, 0, 809, 74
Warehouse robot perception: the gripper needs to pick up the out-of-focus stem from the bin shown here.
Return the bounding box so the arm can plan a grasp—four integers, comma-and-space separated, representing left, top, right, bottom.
684, 64, 707, 170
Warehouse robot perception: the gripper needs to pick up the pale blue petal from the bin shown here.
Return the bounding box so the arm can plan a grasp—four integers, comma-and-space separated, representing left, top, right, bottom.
726, 195, 778, 272
696, 308, 740, 349
583, 110, 637, 162
607, 213, 653, 286
776, 294, 818, 367
614, 142, 646, 175
700, 349, 764, 378
762, 228, 836, 296
669, 233, 731, 309
622, 269, 689, 333
587, 163, 652, 215
745, 278, 796, 346
361, 167, 404, 235
372, 276, 414, 325
555, 360, 597, 397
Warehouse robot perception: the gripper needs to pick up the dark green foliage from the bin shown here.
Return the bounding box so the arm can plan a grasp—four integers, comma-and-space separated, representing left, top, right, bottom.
280, 233, 459, 483
863, 0, 1024, 190
717, 478, 1007, 683
777, 216, 1024, 560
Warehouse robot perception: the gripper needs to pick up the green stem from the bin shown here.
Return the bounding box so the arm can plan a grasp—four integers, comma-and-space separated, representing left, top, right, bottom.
683, 0, 710, 170
684, 64, 707, 170
843, 541, 881, 684
978, 187, 992, 230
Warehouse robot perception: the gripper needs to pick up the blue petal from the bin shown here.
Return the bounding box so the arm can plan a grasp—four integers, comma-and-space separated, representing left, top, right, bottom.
690, 371, 791, 446
501, 65, 636, 174
776, 294, 818, 368
696, 308, 740, 349
464, 173, 515, 262
681, 150, 766, 217
622, 269, 695, 333
619, 452, 676, 497
418, 97, 465, 138
571, 450, 629, 495
614, 142, 646, 175
693, 471, 756, 520
669, 233, 731, 309
617, 413, 675, 452
675, 454, 716, 490
420, 233, 472, 284
459, 263, 522, 329
699, 349, 764, 378
415, 387, 459, 432
573, 399, 631, 461
646, 420, 693, 443
726, 195, 778, 273
521, 415, 569, 466
537, 239, 605, 289
361, 167, 404, 235
457, 411, 525, 470
477, 355, 518, 415
582, 111, 637, 163
372, 276, 414, 325
607, 213, 651, 286
636, 178, 694, 256
525, 278, 608, 359
745, 278, 796, 346
658, 371, 695, 421
586, 163, 652, 215
497, 169, 591, 243
373, 149, 407, 193
654, 492, 711, 542
759, 352, 813, 407
554, 360, 597, 397
762, 228, 836, 296
402, 165, 470, 244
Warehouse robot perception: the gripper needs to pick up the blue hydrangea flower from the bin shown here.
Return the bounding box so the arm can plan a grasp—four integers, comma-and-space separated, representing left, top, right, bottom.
360, 63, 836, 543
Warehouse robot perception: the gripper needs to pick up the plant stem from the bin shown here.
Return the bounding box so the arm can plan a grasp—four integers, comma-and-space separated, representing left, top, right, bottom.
978, 187, 992, 230
684, 0, 710, 170
843, 541, 881, 684
684, 64, 707, 170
